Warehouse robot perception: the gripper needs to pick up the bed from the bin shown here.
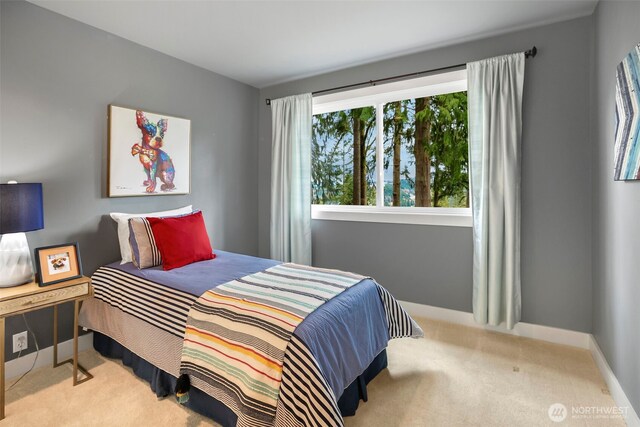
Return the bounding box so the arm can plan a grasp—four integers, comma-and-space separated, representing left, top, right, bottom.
79, 250, 422, 426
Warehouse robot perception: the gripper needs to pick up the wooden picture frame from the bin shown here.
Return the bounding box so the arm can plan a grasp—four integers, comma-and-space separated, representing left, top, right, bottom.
34, 242, 83, 287
108, 104, 191, 197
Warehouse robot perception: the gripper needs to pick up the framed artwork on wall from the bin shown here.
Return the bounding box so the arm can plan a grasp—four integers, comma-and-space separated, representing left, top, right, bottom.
34, 242, 83, 286
108, 105, 191, 197
614, 43, 640, 181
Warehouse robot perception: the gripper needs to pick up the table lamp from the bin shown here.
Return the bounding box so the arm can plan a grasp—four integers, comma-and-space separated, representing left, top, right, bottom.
0, 182, 44, 287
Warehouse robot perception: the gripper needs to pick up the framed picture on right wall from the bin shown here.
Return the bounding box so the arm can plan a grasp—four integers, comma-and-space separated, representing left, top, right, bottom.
614, 43, 640, 181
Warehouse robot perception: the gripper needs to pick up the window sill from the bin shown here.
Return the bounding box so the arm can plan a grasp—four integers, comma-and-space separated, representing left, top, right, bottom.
311, 205, 472, 227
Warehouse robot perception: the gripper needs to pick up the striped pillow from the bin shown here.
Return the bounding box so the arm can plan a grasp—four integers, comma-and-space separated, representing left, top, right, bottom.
128, 217, 162, 269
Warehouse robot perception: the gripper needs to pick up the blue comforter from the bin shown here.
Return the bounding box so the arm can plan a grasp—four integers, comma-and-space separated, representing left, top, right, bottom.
111, 250, 390, 399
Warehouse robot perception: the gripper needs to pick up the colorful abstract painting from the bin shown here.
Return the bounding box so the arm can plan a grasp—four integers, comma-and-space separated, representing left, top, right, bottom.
614, 44, 640, 181
108, 105, 191, 197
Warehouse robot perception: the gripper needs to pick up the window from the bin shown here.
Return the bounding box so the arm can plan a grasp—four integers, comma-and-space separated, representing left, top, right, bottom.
311, 70, 471, 226
312, 107, 377, 206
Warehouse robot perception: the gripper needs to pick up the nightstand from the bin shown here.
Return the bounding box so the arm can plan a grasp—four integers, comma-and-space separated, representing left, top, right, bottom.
0, 276, 93, 420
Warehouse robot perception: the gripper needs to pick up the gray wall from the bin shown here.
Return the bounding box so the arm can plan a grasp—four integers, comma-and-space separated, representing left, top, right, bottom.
259, 16, 594, 332
0, 1, 259, 360
592, 0, 640, 415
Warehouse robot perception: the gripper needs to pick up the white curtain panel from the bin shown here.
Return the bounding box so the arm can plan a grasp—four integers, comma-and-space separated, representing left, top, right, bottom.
270, 93, 313, 265
468, 53, 525, 330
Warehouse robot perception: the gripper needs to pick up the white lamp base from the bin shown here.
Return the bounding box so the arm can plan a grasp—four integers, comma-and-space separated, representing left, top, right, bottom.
0, 233, 35, 287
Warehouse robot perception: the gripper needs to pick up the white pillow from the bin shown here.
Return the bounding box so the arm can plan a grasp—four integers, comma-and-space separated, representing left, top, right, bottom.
110, 205, 192, 264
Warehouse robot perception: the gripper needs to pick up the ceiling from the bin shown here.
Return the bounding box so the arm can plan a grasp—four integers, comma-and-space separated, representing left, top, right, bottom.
29, 1, 598, 88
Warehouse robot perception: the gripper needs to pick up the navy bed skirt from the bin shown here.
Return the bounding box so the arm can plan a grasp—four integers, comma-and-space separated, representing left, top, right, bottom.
93, 332, 387, 425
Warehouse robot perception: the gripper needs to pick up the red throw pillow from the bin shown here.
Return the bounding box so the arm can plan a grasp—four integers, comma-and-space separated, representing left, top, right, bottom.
147, 211, 215, 270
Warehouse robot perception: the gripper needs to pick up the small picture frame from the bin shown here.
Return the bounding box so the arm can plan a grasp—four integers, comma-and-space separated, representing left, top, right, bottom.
34, 242, 83, 287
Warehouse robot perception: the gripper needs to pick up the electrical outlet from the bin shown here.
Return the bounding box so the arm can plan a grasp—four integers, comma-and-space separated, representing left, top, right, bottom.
13, 331, 28, 353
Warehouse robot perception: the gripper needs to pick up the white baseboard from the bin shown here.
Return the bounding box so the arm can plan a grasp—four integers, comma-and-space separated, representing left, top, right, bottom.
399, 300, 639, 425
5, 333, 93, 380
399, 300, 591, 349
589, 336, 640, 427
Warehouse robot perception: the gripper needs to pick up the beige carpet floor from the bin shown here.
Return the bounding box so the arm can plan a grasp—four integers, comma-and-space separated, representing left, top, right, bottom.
3, 317, 625, 426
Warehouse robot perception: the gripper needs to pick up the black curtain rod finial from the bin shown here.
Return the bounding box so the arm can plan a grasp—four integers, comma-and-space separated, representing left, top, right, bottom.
525, 46, 537, 58
266, 98, 271, 106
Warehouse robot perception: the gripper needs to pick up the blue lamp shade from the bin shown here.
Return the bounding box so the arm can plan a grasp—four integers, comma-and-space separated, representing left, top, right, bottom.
0, 183, 44, 234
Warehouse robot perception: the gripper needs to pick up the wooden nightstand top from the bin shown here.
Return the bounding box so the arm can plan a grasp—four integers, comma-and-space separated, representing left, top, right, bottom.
0, 276, 90, 301
0, 276, 92, 317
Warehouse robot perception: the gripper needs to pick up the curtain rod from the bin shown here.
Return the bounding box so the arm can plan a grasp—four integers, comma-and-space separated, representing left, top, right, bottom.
266, 46, 537, 105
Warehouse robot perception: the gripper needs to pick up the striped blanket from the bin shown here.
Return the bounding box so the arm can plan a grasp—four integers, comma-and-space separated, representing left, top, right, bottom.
178, 263, 421, 427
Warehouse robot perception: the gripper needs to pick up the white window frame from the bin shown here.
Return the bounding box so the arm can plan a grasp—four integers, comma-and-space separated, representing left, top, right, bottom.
311, 69, 472, 227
